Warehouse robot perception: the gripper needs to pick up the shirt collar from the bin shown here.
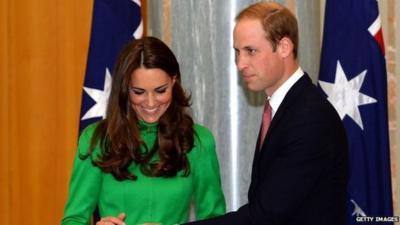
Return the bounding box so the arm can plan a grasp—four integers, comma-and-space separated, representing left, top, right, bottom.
268, 67, 304, 118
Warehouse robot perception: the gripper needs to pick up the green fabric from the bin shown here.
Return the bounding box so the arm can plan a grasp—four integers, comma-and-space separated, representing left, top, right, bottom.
62, 121, 226, 225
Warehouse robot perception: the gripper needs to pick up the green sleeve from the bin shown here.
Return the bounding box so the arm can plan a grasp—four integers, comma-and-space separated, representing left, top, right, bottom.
61, 124, 102, 225
192, 125, 226, 220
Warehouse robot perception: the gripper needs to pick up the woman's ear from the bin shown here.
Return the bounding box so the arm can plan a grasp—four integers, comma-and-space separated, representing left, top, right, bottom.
172, 75, 177, 85
277, 37, 294, 58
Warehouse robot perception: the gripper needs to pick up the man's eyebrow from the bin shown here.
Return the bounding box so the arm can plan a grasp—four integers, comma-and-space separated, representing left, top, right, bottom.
243, 45, 256, 50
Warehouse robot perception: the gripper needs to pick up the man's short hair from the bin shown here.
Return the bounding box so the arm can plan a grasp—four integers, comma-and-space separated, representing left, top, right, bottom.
236, 2, 299, 58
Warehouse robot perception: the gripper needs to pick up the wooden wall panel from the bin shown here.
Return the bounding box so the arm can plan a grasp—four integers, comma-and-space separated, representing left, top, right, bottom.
0, 0, 92, 224
0, 0, 10, 224
380, 0, 400, 217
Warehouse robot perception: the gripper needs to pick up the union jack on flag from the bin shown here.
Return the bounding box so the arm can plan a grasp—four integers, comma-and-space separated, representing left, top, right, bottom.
318, 0, 393, 224
79, 0, 143, 132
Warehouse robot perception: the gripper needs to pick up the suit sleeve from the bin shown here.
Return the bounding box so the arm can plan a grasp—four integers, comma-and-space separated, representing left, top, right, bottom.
61, 124, 103, 225
192, 125, 226, 220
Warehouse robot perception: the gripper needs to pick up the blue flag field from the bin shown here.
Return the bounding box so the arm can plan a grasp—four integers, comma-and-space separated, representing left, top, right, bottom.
79, 0, 143, 132
318, 0, 393, 224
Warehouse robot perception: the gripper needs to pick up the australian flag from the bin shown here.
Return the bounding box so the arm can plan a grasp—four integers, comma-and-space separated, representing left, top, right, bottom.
318, 0, 393, 224
79, 0, 143, 132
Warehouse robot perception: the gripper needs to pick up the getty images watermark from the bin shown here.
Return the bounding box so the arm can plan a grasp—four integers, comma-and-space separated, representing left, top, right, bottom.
356, 216, 399, 223
351, 200, 399, 223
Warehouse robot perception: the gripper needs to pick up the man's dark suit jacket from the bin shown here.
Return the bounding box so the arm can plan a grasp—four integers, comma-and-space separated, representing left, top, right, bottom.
185, 74, 348, 225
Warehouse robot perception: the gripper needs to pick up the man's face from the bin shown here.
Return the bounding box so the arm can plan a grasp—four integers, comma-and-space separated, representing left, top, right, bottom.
233, 19, 286, 96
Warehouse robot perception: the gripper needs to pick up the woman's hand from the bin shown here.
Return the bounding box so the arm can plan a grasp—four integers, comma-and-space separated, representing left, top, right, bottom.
96, 212, 126, 225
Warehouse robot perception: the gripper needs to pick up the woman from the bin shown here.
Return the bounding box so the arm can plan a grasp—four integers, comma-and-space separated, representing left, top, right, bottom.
62, 36, 226, 225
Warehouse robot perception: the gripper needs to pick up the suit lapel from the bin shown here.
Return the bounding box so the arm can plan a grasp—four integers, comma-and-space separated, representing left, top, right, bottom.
249, 74, 313, 199
258, 74, 312, 153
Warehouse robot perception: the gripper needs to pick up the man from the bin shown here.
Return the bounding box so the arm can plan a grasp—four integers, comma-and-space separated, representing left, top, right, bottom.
185, 2, 348, 225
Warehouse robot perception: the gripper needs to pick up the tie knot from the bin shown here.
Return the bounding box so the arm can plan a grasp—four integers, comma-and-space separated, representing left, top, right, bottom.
263, 101, 272, 120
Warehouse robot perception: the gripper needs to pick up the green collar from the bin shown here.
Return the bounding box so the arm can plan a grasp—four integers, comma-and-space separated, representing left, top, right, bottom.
138, 120, 158, 133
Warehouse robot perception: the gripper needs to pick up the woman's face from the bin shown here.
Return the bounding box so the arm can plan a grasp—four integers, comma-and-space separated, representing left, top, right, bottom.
129, 67, 175, 123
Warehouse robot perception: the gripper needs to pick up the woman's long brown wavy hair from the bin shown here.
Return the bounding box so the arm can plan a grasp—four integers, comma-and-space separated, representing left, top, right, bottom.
82, 36, 194, 181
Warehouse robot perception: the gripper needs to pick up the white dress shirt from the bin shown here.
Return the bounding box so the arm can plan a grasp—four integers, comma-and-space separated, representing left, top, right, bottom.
268, 67, 304, 118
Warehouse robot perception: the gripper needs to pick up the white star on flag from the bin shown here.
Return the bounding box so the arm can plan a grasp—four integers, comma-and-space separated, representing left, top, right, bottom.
319, 60, 377, 130
350, 199, 367, 217
81, 68, 112, 120
132, 0, 143, 39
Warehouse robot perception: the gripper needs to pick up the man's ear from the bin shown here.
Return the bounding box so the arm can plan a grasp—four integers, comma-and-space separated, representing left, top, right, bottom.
277, 37, 294, 58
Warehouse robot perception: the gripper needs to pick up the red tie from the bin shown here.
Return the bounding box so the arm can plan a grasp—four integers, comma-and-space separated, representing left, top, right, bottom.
260, 101, 272, 148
